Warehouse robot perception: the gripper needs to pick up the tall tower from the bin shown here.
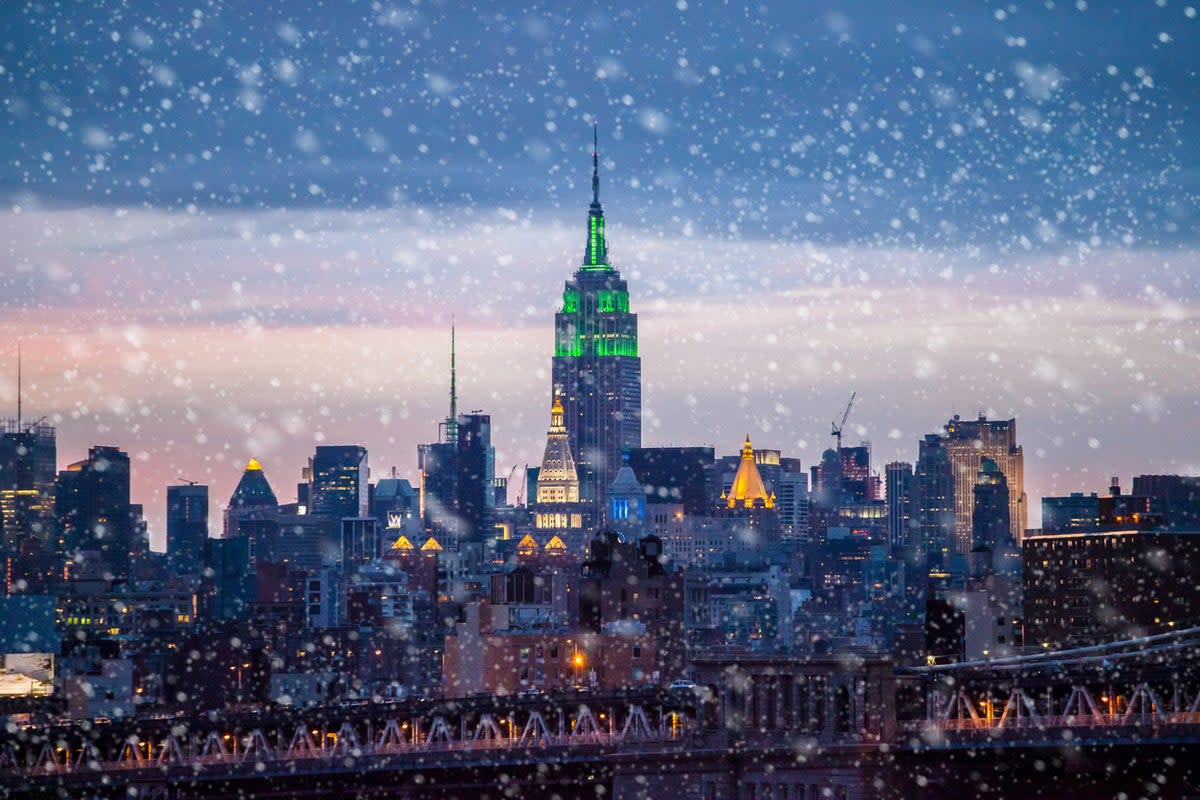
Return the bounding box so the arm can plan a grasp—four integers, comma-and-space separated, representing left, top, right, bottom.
166, 482, 208, 574
942, 414, 1027, 553
551, 125, 641, 503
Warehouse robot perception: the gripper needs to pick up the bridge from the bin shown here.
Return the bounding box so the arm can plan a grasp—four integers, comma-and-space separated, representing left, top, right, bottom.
4, 632, 1200, 798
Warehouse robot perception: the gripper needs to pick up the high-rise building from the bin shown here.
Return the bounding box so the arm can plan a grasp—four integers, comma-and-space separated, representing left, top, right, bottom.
885, 461, 915, 549
455, 412, 495, 544
942, 415, 1027, 552
551, 127, 641, 503
0, 417, 57, 552
224, 458, 280, 558
775, 471, 811, 544
914, 434, 955, 570
56, 446, 135, 579
308, 445, 368, 519
166, 483, 208, 574
970, 459, 1016, 576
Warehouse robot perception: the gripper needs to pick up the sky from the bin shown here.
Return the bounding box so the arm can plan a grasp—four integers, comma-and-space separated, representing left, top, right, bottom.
1, 0, 1198, 546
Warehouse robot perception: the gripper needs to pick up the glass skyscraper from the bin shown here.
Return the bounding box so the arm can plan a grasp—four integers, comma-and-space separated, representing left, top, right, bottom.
551, 128, 641, 503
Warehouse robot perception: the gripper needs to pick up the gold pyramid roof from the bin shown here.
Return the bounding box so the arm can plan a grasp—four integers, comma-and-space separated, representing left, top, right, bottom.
726, 434, 775, 509
389, 534, 415, 551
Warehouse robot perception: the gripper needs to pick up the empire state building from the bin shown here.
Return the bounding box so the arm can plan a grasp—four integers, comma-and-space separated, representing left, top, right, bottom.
551, 127, 642, 504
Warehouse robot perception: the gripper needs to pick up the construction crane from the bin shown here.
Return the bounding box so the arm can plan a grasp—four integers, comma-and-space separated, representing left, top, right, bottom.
176, 476, 199, 486
831, 392, 857, 453
22, 416, 47, 434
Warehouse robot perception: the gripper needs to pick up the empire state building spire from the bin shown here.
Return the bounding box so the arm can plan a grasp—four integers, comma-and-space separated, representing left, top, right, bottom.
552, 124, 641, 504
582, 122, 609, 270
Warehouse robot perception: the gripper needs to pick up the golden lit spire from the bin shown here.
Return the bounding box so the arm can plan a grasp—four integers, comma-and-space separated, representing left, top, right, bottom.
245, 457, 263, 471
726, 434, 774, 509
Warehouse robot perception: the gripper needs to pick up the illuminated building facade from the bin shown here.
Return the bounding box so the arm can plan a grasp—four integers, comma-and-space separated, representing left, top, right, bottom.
551, 128, 641, 503
533, 395, 590, 551
0, 418, 56, 550
942, 414, 1027, 553
308, 445, 369, 519
1023, 530, 1200, 647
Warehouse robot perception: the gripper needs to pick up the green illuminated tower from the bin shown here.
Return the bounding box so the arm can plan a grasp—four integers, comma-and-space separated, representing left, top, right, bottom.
551, 125, 641, 503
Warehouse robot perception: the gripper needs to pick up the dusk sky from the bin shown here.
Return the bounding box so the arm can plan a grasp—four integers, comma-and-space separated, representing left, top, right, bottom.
2, 1, 1198, 545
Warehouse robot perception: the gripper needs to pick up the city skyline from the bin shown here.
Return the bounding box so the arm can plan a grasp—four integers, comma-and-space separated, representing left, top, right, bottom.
3, 1, 1198, 545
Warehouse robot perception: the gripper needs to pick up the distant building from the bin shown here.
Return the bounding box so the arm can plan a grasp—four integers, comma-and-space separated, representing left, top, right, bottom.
1132, 474, 1200, 530
1040, 478, 1159, 534
56, 446, 136, 580
942, 414, 1027, 552
970, 459, 1015, 575
166, 483, 208, 574
551, 129, 641, 504
914, 434, 955, 571
0, 418, 56, 550
203, 535, 254, 621
775, 471, 810, 544
1024, 529, 1200, 647
627, 446, 714, 515
307, 445, 368, 519
455, 411, 495, 545
885, 462, 914, 549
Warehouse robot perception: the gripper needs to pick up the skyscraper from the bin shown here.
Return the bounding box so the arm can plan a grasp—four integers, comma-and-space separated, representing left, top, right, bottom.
0, 418, 56, 549
914, 434, 955, 570
551, 126, 641, 503
885, 461, 915, 549
455, 412, 495, 544
166, 483, 208, 574
308, 445, 369, 519
942, 415, 1027, 552
56, 446, 134, 579
970, 459, 1012, 563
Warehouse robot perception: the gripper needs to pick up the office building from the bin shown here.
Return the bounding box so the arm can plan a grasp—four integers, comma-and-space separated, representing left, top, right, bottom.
551, 128, 641, 504
885, 461, 914, 549
307, 445, 368, 519
55, 446, 135, 580
914, 434, 955, 570
0, 418, 56, 549
455, 412, 495, 544
1132, 474, 1200, 530
942, 415, 1027, 553
628, 447, 714, 516
166, 483, 208, 574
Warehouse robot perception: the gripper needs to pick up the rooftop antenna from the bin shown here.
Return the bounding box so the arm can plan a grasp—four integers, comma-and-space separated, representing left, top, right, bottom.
591, 121, 600, 208
446, 320, 458, 443
16, 342, 21, 428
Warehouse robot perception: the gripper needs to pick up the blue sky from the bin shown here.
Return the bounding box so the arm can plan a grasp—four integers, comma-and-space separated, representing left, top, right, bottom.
2, 1, 1198, 541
